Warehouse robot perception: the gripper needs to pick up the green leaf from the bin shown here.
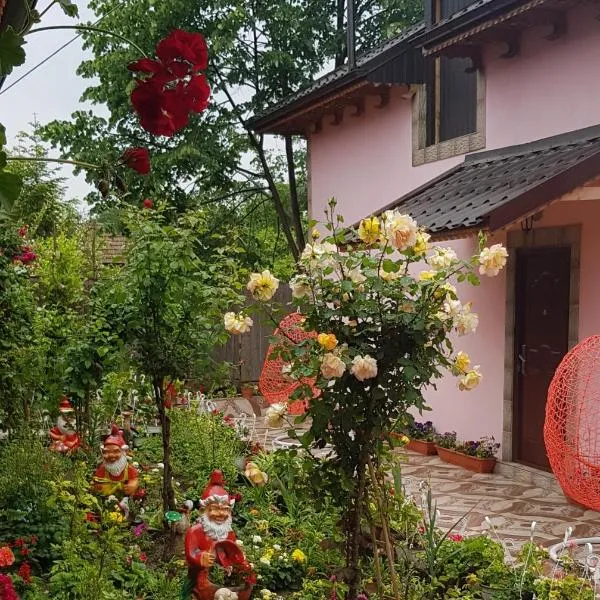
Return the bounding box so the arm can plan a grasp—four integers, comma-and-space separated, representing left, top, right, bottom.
0, 171, 22, 210
0, 124, 6, 148
57, 0, 79, 17
0, 27, 26, 77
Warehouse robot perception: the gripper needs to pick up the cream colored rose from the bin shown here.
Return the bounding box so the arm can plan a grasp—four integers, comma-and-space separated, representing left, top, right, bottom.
458, 367, 482, 391
427, 247, 458, 270
379, 267, 400, 282
443, 298, 462, 317
320, 353, 346, 379
245, 461, 269, 486
350, 355, 378, 381
300, 242, 338, 269
265, 403, 288, 428
247, 270, 279, 301
289, 275, 311, 299
347, 267, 366, 284
382, 211, 418, 251
479, 244, 508, 277
224, 312, 253, 334
454, 306, 479, 336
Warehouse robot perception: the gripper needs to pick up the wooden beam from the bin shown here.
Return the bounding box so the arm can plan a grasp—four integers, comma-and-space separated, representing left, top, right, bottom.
330, 108, 344, 126
350, 98, 365, 117
310, 118, 323, 134
528, 8, 568, 40
560, 186, 600, 202
374, 86, 390, 109
498, 29, 521, 59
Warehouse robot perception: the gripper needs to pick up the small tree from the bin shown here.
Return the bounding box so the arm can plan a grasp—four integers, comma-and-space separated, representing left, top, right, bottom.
228, 200, 508, 598
108, 205, 243, 511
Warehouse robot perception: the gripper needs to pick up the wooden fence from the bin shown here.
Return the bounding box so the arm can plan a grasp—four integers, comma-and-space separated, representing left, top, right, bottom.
213, 285, 293, 384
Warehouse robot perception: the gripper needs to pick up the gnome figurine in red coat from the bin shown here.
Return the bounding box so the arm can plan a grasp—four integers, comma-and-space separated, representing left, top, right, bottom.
92, 424, 139, 500
48, 397, 81, 454
185, 471, 254, 600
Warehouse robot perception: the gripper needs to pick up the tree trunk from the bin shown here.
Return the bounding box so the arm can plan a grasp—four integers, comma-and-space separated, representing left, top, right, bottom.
284, 135, 305, 253
346, 452, 367, 599
154, 377, 175, 514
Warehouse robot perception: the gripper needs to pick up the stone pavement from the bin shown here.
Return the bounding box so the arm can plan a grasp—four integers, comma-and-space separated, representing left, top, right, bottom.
212, 397, 600, 553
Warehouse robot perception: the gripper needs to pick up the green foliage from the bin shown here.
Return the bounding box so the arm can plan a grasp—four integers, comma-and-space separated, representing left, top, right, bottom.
0, 27, 26, 76
0, 434, 71, 569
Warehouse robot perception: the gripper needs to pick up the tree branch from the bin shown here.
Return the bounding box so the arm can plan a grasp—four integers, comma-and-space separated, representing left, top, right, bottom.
285, 135, 305, 251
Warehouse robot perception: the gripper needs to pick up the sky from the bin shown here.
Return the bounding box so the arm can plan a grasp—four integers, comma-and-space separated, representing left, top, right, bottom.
0, 1, 103, 207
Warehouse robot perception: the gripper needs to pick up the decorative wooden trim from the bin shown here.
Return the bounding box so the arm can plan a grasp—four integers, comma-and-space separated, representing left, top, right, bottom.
330, 108, 344, 126
412, 67, 486, 166
424, 0, 549, 56
537, 8, 568, 41
350, 98, 365, 117
309, 118, 323, 134
373, 86, 391, 109
499, 29, 521, 59
502, 225, 581, 462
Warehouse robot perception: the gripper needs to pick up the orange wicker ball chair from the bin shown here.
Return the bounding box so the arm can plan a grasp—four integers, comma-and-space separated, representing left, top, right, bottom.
544, 335, 600, 510
258, 312, 319, 415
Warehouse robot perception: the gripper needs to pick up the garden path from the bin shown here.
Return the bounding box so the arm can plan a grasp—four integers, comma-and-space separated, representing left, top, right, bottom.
400, 451, 600, 553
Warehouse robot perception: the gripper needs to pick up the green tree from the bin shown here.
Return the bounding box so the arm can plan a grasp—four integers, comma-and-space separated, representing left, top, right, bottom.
40, 0, 422, 261
101, 205, 243, 511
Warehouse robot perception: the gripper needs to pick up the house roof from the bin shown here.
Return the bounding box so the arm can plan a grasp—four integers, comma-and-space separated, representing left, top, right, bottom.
380, 125, 600, 238
249, 22, 426, 135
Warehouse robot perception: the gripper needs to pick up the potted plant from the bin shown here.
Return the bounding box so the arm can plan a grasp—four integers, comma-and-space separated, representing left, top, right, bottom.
240, 383, 256, 400
435, 434, 499, 474
404, 421, 437, 455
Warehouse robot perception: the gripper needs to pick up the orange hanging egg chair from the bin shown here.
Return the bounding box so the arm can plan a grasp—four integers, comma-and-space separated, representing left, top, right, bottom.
545, 335, 600, 510
258, 312, 319, 415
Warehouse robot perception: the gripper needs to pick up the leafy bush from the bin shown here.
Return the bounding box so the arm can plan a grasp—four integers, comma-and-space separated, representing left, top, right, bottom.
0, 434, 70, 569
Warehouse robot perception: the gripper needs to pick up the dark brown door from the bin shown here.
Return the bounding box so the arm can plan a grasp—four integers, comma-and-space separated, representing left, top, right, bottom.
514, 247, 571, 470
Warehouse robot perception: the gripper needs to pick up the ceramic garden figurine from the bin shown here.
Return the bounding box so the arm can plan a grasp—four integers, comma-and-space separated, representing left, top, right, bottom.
185, 470, 255, 600
92, 424, 139, 500
48, 397, 81, 453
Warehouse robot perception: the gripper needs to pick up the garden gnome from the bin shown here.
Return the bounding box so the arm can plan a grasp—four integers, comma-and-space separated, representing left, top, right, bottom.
48, 396, 81, 453
92, 424, 139, 502
184, 470, 254, 600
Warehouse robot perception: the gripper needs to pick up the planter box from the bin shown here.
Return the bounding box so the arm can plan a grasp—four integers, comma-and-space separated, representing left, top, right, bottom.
406, 439, 437, 455
435, 446, 496, 473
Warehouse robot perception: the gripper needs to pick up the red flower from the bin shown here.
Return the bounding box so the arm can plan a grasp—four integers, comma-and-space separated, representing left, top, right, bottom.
13, 538, 24, 548
0, 546, 15, 567
128, 30, 210, 137
448, 532, 463, 542
29, 536, 37, 545
18, 224, 28, 238
0, 574, 18, 600
120, 147, 151, 175
143, 198, 154, 209
85, 512, 97, 523
19, 547, 29, 557
139, 552, 147, 562
18, 561, 31, 584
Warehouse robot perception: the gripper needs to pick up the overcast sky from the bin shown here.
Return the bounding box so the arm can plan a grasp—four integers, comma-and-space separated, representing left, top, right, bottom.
0, 1, 102, 206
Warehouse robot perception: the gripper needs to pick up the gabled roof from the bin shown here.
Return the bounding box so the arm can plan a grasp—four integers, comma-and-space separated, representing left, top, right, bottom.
381, 125, 600, 238
249, 22, 426, 135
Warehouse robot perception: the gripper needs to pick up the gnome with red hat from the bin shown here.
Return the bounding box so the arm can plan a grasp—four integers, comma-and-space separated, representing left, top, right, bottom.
184, 470, 254, 600
92, 424, 139, 499
48, 396, 81, 454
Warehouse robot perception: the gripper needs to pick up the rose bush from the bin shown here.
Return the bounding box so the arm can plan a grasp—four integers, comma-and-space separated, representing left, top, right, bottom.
225, 199, 507, 597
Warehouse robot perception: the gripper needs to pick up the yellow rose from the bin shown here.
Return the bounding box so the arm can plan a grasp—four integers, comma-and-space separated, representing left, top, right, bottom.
413, 231, 431, 256
108, 511, 124, 523
317, 333, 338, 351
247, 270, 280, 301
245, 462, 269, 486
419, 270, 436, 281
479, 244, 508, 277
291, 549, 306, 563
357, 216, 381, 245
454, 351, 471, 374
459, 367, 482, 391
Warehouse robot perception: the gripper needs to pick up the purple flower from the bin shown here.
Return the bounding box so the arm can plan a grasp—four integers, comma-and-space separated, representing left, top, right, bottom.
133, 523, 147, 537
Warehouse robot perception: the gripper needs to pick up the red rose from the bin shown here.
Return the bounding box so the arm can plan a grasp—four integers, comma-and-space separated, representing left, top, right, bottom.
18, 224, 28, 237
143, 198, 153, 209
120, 147, 151, 175
14, 538, 24, 548
128, 30, 210, 137
18, 561, 31, 584
139, 552, 147, 562
156, 30, 208, 71
19, 547, 29, 556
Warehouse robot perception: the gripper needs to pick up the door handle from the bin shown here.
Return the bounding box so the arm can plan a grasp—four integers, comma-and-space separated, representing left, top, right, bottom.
518, 344, 527, 376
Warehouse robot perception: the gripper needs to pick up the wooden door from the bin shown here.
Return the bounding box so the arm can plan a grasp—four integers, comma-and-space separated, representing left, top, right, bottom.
513, 247, 571, 470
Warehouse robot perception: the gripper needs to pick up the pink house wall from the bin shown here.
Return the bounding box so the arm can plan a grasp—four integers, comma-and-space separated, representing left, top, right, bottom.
305, 3, 600, 447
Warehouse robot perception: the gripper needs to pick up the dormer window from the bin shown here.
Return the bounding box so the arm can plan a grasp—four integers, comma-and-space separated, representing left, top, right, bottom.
413, 0, 485, 165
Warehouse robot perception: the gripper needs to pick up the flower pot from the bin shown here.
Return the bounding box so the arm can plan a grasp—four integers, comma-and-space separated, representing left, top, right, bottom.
406, 439, 437, 455
435, 446, 496, 473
